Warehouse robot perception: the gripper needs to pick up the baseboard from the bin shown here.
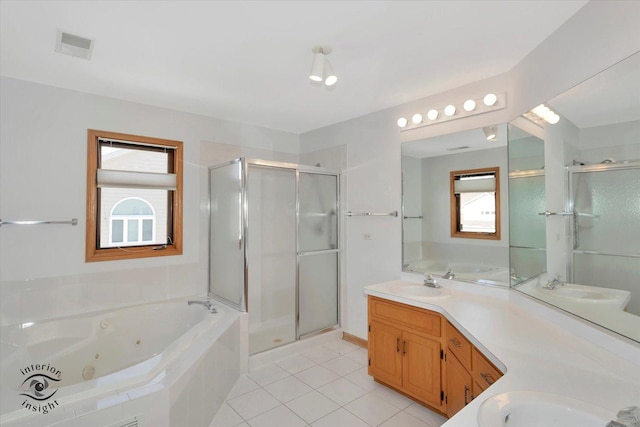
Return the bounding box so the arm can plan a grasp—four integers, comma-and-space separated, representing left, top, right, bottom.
342, 331, 367, 348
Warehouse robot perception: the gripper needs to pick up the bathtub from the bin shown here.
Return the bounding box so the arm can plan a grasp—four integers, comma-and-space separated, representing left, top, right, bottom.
404, 259, 510, 285
0, 297, 242, 426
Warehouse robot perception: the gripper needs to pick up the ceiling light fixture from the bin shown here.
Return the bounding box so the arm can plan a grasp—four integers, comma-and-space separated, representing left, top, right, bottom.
483, 125, 498, 141
309, 47, 337, 87
524, 104, 560, 125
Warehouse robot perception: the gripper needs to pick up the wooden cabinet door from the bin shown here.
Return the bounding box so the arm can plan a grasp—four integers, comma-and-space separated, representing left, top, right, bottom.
446, 352, 473, 418
369, 320, 402, 388
402, 331, 442, 408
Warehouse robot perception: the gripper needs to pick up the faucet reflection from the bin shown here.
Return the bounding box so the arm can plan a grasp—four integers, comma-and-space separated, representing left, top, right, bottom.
443, 269, 455, 280
543, 276, 565, 290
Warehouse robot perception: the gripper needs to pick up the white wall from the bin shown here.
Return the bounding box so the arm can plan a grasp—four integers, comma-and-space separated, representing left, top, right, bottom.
0, 77, 300, 326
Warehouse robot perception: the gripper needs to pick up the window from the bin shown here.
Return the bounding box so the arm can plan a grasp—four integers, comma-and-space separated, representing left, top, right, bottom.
109, 198, 155, 246
450, 167, 500, 240
86, 130, 183, 262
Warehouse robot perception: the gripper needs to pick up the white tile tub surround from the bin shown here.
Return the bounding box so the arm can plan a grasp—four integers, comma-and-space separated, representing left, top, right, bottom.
212, 337, 448, 427
1, 298, 243, 427
0, 263, 201, 327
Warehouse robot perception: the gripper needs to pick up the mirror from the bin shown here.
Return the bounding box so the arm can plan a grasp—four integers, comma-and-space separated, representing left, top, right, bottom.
509, 52, 640, 342
402, 124, 510, 285
508, 121, 546, 285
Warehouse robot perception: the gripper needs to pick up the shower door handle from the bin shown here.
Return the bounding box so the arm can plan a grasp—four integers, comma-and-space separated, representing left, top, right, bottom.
538, 211, 574, 217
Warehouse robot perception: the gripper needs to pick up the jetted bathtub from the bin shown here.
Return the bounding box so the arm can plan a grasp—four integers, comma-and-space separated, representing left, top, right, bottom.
0, 297, 242, 426
404, 259, 510, 285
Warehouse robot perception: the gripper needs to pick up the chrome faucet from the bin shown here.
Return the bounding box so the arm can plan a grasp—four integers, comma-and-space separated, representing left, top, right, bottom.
614, 406, 640, 427
188, 300, 218, 313
442, 269, 455, 280
424, 274, 441, 288
543, 275, 565, 290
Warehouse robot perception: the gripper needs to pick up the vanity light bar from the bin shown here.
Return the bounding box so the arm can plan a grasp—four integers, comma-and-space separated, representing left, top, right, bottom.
396, 93, 506, 131
522, 104, 560, 126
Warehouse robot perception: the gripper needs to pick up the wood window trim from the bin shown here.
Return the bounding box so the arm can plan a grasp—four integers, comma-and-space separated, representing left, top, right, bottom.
449, 166, 500, 241
86, 129, 183, 262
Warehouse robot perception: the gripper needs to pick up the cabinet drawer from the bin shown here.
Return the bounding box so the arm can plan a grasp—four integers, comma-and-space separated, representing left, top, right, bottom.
369, 297, 441, 337
472, 347, 502, 390
446, 323, 471, 368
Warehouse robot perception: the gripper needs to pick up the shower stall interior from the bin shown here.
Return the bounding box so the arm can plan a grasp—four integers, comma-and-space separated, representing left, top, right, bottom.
567, 160, 640, 315
208, 158, 340, 354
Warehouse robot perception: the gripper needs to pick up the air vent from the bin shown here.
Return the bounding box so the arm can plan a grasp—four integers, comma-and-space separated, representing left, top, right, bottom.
55, 30, 94, 60
447, 146, 470, 151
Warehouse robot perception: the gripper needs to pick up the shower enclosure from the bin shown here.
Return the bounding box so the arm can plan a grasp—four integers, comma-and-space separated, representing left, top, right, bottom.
208, 158, 340, 354
567, 160, 640, 315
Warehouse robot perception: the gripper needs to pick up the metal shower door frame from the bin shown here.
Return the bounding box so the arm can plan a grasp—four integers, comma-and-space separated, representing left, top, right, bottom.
210, 157, 341, 343
565, 160, 640, 282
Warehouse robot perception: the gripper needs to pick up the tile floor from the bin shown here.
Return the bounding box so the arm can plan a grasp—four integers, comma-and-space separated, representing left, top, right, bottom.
210, 339, 447, 427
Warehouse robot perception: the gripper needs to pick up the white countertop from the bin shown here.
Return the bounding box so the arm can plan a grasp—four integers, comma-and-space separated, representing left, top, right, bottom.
364, 275, 640, 426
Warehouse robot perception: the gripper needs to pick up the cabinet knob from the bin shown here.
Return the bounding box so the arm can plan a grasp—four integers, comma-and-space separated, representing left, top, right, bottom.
464, 386, 470, 405
480, 372, 495, 385
450, 337, 462, 349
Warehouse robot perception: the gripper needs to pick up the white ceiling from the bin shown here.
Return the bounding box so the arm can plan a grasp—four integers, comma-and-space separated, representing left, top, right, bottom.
0, 1, 588, 134
549, 51, 640, 129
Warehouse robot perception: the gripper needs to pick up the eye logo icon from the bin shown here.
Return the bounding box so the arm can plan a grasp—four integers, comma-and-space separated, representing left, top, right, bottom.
20, 374, 60, 401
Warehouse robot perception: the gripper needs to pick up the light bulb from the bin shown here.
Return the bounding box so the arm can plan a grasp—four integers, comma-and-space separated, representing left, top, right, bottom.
444, 105, 456, 117
427, 109, 439, 120
546, 113, 560, 124
397, 117, 408, 128
463, 99, 476, 112
412, 113, 423, 124
323, 60, 337, 86
309, 52, 325, 82
532, 104, 547, 117
483, 93, 498, 106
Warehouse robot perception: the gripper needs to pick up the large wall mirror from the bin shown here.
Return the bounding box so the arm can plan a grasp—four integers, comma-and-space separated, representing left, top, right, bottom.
402, 124, 510, 285
509, 51, 640, 343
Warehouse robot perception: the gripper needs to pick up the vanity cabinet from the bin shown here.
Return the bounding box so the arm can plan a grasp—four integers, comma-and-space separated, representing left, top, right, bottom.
368, 295, 504, 418
445, 323, 473, 417
444, 322, 503, 417
368, 296, 444, 410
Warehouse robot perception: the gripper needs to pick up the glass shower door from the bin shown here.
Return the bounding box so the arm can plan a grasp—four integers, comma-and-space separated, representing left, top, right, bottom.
297, 172, 339, 337
209, 160, 245, 310
247, 165, 297, 354
570, 164, 640, 316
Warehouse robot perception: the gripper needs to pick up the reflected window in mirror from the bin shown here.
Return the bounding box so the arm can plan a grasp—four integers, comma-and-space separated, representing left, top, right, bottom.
450, 167, 500, 240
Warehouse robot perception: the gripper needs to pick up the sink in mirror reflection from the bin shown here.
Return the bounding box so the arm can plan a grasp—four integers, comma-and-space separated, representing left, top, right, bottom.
478, 391, 613, 427
541, 286, 615, 301
389, 282, 453, 299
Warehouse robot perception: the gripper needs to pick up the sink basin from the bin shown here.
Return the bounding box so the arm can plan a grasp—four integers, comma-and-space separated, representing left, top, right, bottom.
478, 391, 613, 427
389, 283, 453, 299
541, 286, 614, 301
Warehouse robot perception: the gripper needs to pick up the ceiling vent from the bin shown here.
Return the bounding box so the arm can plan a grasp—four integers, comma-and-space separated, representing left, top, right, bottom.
55, 30, 94, 60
